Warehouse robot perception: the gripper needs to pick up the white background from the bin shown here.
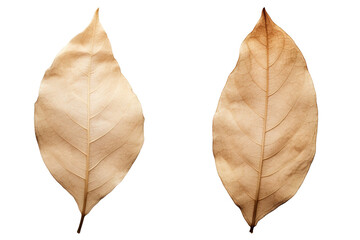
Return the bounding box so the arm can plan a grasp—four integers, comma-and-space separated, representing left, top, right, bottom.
0, 0, 359, 239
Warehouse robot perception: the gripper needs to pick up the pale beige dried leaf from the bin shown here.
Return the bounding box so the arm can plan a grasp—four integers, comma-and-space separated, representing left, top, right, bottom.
34, 9, 144, 233
213, 8, 317, 232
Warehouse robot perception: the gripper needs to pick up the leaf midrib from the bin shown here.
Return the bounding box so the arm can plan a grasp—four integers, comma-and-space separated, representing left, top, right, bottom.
82, 17, 98, 218
250, 10, 269, 232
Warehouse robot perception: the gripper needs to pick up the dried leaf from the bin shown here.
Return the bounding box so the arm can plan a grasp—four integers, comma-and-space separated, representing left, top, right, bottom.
34, 9, 144, 233
212, 8, 317, 232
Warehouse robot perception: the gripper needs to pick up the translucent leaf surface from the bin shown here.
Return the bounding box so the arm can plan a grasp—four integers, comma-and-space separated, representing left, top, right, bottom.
35, 9, 144, 233
213, 8, 317, 232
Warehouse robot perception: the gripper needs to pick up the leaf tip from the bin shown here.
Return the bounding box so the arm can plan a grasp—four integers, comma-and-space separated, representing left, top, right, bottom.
259, 7, 273, 25
261, 7, 268, 19
91, 8, 99, 23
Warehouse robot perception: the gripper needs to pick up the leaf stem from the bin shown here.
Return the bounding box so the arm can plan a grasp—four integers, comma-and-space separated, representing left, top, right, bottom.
77, 214, 85, 233
250, 226, 254, 233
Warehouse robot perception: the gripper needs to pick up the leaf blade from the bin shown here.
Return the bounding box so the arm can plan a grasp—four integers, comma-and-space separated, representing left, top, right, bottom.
213, 8, 317, 232
35, 9, 144, 232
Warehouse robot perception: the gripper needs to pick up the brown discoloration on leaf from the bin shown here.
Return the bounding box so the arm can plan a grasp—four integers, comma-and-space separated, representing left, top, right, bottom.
213, 8, 317, 232
35, 9, 144, 233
